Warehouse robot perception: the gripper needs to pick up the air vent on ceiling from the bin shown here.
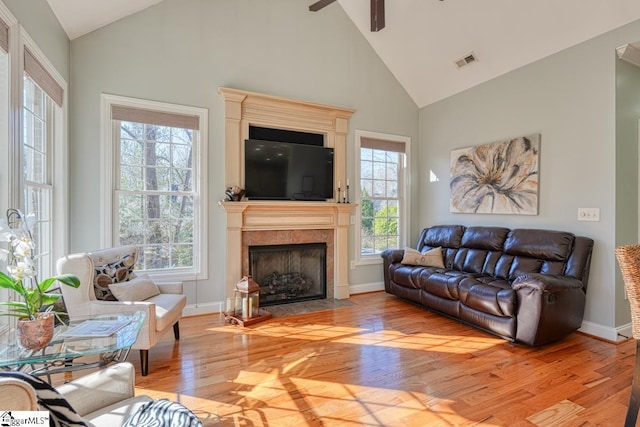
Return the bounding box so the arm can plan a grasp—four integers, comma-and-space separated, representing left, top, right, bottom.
455, 52, 478, 69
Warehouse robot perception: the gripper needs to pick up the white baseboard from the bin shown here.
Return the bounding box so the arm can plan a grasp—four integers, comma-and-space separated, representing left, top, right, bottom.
183, 301, 223, 317
350, 281, 384, 295
579, 320, 632, 343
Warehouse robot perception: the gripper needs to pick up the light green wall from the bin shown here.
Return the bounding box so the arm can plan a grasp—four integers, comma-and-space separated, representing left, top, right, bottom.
420, 18, 640, 335
2, 0, 69, 80
68, 0, 419, 307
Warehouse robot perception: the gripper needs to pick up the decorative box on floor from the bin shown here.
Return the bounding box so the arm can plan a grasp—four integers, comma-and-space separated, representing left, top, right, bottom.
225, 275, 271, 327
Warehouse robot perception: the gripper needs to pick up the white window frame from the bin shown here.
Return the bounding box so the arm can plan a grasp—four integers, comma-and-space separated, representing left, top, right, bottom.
100, 94, 208, 281
354, 130, 410, 266
17, 32, 68, 278
0, 4, 15, 331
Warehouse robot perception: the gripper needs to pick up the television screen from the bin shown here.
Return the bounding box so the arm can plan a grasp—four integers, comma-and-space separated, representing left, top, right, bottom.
244, 139, 334, 200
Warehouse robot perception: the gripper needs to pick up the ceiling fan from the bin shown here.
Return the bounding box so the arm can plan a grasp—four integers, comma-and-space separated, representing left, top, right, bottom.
309, 0, 386, 32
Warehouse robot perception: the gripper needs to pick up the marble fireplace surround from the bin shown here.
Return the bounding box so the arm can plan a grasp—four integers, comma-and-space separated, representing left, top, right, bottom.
219, 88, 356, 301
244, 229, 334, 300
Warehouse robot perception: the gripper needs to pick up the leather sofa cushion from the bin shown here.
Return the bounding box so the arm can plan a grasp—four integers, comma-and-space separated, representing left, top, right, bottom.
460, 227, 510, 250
453, 248, 503, 275
420, 225, 465, 249
420, 270, 468, 300
458, 276, 516, 317
389, 264, 430, 289
503, 229, 574, 261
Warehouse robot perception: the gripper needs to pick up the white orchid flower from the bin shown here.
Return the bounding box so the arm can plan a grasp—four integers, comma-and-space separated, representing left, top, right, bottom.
0, 219, 13, 242
0, 248, 8, 262
24, 212, 36, 229
13, 239, 33, 258
8, 260, 36, 281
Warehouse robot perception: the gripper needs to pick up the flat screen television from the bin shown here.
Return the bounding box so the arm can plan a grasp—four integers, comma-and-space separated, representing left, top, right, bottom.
244, 139, 334, 201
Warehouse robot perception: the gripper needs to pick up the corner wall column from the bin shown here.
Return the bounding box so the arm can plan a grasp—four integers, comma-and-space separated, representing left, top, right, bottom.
222, 91, 247, 187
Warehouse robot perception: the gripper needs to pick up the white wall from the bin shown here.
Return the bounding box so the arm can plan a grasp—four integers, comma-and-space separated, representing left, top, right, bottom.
68, 0, 419, 311
419, 18, 640, 339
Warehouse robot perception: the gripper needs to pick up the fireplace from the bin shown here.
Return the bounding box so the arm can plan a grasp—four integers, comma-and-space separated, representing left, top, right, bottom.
219, 87, 357, 301
249, 243, 327, 306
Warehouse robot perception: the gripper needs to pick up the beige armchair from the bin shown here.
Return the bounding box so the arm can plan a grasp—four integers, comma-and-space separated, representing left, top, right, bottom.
56, 245, 187, 376
0, 362, 153, 426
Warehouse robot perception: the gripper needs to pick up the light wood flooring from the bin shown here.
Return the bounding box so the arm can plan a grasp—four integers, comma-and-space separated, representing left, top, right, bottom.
57, 292, 637, 426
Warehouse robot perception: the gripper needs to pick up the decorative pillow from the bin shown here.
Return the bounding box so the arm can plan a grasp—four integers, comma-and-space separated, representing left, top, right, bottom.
108, 274, 160, 302
0, 371, 89, 427
401, 247, 445, 268
123, 398, 202, 427
94, 254, 137, 301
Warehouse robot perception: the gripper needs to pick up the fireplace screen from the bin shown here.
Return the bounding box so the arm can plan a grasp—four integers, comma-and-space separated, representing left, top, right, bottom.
249, 242, 327, 306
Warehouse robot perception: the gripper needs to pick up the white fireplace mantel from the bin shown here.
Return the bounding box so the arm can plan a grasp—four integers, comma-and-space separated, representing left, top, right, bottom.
221, 201, 356, 300
218, 88, 356, 300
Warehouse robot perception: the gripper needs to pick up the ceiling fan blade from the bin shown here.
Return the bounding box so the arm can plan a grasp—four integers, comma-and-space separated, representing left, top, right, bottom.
309, 0, 337, 12
371, 0, 385, 32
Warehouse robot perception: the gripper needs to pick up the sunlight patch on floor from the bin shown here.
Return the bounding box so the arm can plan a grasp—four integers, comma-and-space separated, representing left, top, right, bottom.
207, 321, 501, 355
334, 330, 502, 354
206, 322, 367, 342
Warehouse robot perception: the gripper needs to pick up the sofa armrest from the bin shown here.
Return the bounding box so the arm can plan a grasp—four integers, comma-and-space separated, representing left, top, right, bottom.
380, 248, 405, 264
0, 377, 37, 410
511, 273, 584, 292
512, 273, 586, 346
154, 281, 183, 294
380, 249, 406, 293
57, 362, 136, 417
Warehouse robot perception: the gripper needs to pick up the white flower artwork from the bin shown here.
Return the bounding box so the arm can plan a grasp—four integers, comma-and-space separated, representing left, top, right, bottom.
449, 134, 540, 215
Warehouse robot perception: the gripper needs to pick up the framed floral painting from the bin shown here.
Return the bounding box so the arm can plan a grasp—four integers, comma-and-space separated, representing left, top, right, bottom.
449, 134, 540, 215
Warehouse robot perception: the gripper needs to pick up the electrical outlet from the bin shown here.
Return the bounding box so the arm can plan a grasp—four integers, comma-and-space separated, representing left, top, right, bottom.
350, 260, 356, 270
577, 208, 600, 222
350, 215, 356, 225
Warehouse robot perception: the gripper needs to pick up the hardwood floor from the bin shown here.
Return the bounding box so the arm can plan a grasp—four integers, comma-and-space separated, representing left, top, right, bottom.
59, 292, 637, 426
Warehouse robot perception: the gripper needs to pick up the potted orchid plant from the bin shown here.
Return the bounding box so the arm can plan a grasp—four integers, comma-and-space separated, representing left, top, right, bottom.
0, 209, 80, 350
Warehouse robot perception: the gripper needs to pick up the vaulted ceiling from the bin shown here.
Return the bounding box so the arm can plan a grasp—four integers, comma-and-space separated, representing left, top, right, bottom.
46, 0, 640, 107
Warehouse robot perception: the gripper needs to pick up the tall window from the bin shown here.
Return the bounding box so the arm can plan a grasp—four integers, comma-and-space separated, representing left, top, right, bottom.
103, 95, 208, 279
21, 46, 65, 280
0, 12, 11, 323
22, 77, 52, 278
356, 131, 408, 261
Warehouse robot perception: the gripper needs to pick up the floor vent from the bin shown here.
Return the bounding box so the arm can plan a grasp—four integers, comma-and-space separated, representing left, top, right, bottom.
455, 52, 478, 69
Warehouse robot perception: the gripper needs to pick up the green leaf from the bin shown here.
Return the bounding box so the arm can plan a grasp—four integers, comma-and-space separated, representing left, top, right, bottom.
38, 274, 80, 292
0, 272, 18, 290
54, 274, 81, 289
39, 294, 61, 305
0, 301, 30, 317
0, 301, 28, 309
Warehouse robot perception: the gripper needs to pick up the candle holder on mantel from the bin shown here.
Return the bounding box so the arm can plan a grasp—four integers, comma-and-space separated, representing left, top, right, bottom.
224, 275, 271, 327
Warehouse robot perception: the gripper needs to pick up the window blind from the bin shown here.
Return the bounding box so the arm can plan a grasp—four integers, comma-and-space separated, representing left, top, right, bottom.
24, 47, 63, 107
361, 136, 405, 153
112, 105, 200, 130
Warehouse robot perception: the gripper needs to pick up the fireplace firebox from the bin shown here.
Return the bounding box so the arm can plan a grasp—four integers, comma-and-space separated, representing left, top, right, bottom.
249, 243, 327, 306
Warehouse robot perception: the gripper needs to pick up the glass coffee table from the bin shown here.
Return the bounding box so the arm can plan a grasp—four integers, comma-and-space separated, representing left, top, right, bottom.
0, 311, 145, 377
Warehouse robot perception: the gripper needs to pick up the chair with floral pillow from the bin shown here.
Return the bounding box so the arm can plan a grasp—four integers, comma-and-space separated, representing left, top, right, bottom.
56, 245, 186, 376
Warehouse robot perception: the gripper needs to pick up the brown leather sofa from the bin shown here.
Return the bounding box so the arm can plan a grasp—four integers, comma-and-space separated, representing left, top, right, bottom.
380, 225, 594, 346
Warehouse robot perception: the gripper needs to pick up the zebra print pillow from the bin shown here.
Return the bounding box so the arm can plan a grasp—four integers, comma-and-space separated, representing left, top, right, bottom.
123, 398, 202, 427
0, 371, 89, 427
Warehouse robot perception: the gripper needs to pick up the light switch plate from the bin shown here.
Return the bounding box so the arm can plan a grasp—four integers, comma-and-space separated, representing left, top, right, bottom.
578, 208, 600, 221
